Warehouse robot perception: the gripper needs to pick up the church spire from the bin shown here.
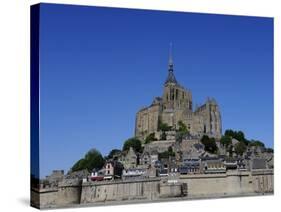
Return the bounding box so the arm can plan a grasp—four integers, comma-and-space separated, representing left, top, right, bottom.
168, 42, 174, 71
165, 42, 178, 85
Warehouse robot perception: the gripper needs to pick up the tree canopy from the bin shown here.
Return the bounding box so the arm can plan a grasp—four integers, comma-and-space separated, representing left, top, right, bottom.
220, 135, 232, 147
145, 132, 156, 144
178, 121, 188, 133
158, 120, 172, 132
71, 148, 105, 172
224, 129, 245, 141
106, 149, 122, 160
158, 146, 175, 159
122, 137, 142, 153
224, 129, 251, 145
200, 135, 218, 154
175, 121, 189, 142
249, 140, 265, 147
224, 129, 267, 149
222, 129, 270, 156
234, 141, 247, 156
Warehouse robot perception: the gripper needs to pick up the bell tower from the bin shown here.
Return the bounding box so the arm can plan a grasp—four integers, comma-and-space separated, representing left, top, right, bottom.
162, 43, 192, 111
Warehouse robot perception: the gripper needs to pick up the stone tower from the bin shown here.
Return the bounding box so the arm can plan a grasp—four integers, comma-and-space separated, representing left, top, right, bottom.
135, 45, 222, 140
161, 43, 193, 130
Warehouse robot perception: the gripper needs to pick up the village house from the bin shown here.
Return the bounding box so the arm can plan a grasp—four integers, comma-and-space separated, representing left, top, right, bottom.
122, 168, 147, 180
139, 151, 150, 168
251, 158, 267, 170
90, 168, 105, 181
179, 159, 201, 175
224, 158, 238, 170
150, 151, 159, 165
139, 151, 159, 168
202, 159, 226, 174
103, 160, 123, 180
119, 147, 138, 169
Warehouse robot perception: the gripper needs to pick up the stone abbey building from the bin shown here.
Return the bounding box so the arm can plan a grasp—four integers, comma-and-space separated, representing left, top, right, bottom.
135, 47, 222, 140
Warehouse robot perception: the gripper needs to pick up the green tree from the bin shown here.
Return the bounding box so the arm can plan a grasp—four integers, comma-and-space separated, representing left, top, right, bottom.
159, 146, 175, 159
122, 137, 142, 153
145, 132, 156, 144
235, 131, 245, 142
201, 135, 218, 154
178, 121, 188, 133
224, 129, 250, 146
234, 141, 247, 156
243, 139, 250, 146
84, 149, 105, 170
71, 149, 105, 172
220, 135, 232, 147
158, 120, 172, 132
225, 129, 235, 138
249, 140, 265, 147
106, 149, 121, 160
224, 129, 246, 142
175, 121, 190, 142
71, 159, 86, 172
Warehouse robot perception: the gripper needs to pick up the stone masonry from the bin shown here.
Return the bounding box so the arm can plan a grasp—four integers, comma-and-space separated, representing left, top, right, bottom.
135, 46, 222, 140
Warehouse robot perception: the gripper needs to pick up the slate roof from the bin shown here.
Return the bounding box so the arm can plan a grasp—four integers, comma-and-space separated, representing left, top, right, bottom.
165, 70, 178, 84
252, 158, 267, 169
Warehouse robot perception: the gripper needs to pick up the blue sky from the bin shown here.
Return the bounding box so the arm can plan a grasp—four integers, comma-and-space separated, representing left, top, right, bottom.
38, 3, 273, 178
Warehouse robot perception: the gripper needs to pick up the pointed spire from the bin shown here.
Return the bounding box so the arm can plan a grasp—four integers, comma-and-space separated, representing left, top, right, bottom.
168, 42, 174, 71
165, 42, 178, 85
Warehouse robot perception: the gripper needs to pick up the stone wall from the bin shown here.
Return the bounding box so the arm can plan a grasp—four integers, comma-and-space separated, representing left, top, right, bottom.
135, 104, 160, 139
179, 170, 273, 198
31, 188, 58, 209
56, 179, 82, 207
144, 140, 175, 153
252, 170, 274, 193
159, 182, 185, 198
36, 170, 273, 209
193, 99, 222, 139
80, 178, 161, 203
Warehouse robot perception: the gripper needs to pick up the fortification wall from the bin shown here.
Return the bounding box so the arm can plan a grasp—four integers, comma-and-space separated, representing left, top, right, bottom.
159, 182, 184, 198
56, 179, 82, 207
31, 188, 58, 209
36, 170, 273, 208
179, 170, 273, 198
80, 178, 161, 203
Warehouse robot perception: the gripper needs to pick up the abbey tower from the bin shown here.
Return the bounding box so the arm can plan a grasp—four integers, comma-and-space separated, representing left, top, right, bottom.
135, 45, 222, 140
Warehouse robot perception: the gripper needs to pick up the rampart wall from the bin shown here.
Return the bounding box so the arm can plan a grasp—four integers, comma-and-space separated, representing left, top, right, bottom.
33, 170, 273, 209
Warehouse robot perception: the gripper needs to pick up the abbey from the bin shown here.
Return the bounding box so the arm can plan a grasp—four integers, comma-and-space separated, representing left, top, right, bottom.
135, 47, 222, 140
